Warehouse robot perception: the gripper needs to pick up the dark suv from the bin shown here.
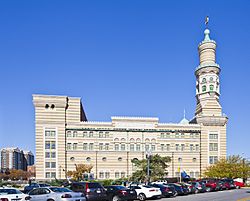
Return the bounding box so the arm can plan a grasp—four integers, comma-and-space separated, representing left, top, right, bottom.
69, 182, 107, 201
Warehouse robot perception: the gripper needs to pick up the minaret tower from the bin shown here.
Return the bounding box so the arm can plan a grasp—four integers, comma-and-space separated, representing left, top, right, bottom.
195, 28, 222, 116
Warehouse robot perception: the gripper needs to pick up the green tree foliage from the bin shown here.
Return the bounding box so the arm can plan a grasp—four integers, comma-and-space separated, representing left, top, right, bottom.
204, 155, 250, 179
130, 154, 171, 182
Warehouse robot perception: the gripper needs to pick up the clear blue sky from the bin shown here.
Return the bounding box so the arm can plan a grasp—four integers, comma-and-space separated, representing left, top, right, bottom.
0, 1, 249, 158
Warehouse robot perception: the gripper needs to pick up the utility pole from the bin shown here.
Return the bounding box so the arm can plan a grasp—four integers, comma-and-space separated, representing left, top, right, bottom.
146, 149, 152, 184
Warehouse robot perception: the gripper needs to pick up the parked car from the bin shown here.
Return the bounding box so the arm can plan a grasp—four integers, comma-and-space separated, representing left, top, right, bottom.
28, 187, 86, 201
0, 187, 30, 201
220, 179, 236, 189
105, 185, 137, 201
128, 184, 161, 201
24, 183, 50, 193
234, 181, 245, 189
68, 182, 107, 201
149, 183, 176, 198
167, 183, 188, 196
201, 179, 218, 192
190, 181, 206, 193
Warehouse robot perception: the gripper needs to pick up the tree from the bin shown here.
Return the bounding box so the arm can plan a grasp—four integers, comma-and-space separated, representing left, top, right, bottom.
66, 164, 93, 181
204, 155, 250, 179
130, 154, 171, 182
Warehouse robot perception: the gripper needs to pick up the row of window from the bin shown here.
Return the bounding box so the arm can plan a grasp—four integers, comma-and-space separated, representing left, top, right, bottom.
45, 152, 56, 158
209, 143, 218, 151
67, 131, 110, 138
45, 172, 56, 178
175, 171, 200, 178
45, 141, 56, 150
160, 133, 199, 139
201, 77, 215, 83
209, 134, 218, 140
99, 171, 126, 179
175, 144, 199, 152
202, 85, 215, 92
209, 156, 218, 164
45, 130, 56, 137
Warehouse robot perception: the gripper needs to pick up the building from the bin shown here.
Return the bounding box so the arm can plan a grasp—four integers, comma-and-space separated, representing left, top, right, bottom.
0, 148, 34, 171
33, 28, 228, 180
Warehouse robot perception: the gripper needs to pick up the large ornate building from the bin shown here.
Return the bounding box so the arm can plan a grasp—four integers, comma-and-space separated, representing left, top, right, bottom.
33, 28, 228, 180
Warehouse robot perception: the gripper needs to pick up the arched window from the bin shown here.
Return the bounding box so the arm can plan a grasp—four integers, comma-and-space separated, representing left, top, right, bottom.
210, 85, 214, 91
202, 78, 206, 83
202, 85, 206, 92
210, 77, 214, 82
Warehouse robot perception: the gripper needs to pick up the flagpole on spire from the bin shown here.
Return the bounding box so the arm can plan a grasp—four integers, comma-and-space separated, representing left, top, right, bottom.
205, 16, 209, 28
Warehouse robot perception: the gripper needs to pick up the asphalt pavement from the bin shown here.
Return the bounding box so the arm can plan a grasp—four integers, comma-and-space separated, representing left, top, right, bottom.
160, 188, 250, 201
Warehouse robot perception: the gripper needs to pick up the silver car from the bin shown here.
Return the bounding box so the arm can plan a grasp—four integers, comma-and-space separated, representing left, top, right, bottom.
28, 187, 86, 201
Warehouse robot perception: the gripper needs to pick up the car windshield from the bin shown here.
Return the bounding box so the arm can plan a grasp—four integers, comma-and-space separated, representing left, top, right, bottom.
50, 187, 72, 193
88, 183, 103, 188
142, 185, 153, 188
0, 189, 22, 195
113, 186, 127, 190
40, 184, 50, 187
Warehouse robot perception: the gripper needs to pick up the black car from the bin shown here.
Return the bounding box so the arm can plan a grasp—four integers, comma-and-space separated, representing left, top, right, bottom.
167, 183, 188, 195
69, 182, 107, 201
24, 183, 50, 193
105, 185, 137, 201
149, 183, 176, 198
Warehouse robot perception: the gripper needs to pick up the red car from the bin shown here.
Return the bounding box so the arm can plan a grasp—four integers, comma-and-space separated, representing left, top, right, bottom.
234, 181, 245, 189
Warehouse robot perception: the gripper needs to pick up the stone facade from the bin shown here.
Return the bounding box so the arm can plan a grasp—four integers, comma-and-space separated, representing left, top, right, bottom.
33, 28, 227, 180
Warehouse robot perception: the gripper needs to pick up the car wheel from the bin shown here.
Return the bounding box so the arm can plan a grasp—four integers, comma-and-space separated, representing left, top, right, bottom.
138, 193, 146, 201
112, 196, 120, 201
47, 199, 55, 201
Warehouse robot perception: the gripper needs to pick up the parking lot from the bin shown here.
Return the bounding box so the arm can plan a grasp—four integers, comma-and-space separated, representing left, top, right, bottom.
161, 188, 250, 201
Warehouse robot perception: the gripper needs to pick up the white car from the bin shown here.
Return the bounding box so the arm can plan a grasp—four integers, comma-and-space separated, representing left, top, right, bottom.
0, 187, 30, 201
129, 185, 161, 201
28, 187, 86, 201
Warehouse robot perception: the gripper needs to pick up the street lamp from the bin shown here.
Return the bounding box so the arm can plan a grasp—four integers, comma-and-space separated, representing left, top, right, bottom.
146, 149, 152, 184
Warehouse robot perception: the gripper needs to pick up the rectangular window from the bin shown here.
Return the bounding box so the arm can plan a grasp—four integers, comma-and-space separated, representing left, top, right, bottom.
136, 144, 140, 151
175, 133, 180, 138
160, 144, 164, 151
45, 162, 50, 168
175, 144, 179, 151
105, 132, 109, 138
73, 143, 77, 150
190, 144, 194, 151
151, 144, 155, 151
145, 144, 149, 151
51, 162, 56, 168
190, 133, 194, 138
99, 172, 104, 178
51, 141, 56, 149
181, 133, 185, 138
83, 131, 87, 137
166, 133, 170, 138
67, 143, 72, 150
166, 144, 170, 151
121, 172, 125, 178
209, 134, 218, 139
45, 172, 50, 178
130, 144, 134, 151
83, 143, 88, 151
181, 144, 185, 151
73, 131, 77, 137
99, 143, 103, 150
99, 132, 103, 138
89, 131, 94, 138
45, 152, 50, 158
160, 133, 165, 138
196, 144, 199, 151
89, 143, 94, 150
115, 144, 119, 151
105, 143, 109, 150
45, 130, 56, 137
121, 144, 125, 151
209, 156, 218, 164
115, 172, 120, 178
45, 141, 51, 149
51, 172, 56, 178
105, 172, 110, 178
209, 143, 218, 151
51, 152, 56, 158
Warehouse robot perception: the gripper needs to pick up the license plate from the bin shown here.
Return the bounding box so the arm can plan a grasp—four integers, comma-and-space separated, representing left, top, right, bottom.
130, 191, 134, 193
168, 191, 172, 193
97, 190, 101, 193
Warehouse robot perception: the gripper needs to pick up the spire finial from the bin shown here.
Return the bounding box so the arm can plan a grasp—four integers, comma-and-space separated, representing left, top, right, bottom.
205, 16, 209, 28
203, 16, 211, 41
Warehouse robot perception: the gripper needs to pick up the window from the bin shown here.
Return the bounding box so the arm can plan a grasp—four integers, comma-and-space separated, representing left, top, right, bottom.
190, 144, 194, 151
45, 162, 50, 168
195, 171, 200, 178
181, 133, 185, 138
89, 131, 94, 137
105, 172, 110, 178
73, 143, 77, 150
178, 157, 182, 162
105, 132, 109, 138
209, 156, 218, 164
190, 133, 194, 138
175, 133, 180, 138
181, 144, 185, 151
51, 152, 56, 158
89, 143, 94, 150
45, 172, 56, 178
99, 143, 104, 150
151, 144, 155, 151
45, 172, 50, 178
102, 157, 107, 162
45, 152, 50, 158
209, 143, 218, 151
83, 143, 88, 151
166, 144, 170, 151
51, 162, 56, 168
121, 172, 125, 178
99, 132, 104, 138
175, 144, 179, 151
210, 77, 214, 81
70, 157, 75, 161
136, 144, 140, 151
193, 158, 197, 162
73, 131, 77, 137
166, 133, 170, 138
160, 144, 164, 151
86, 157, 91, 162
45, 130, 56, 137
67, 143, 72, 150
121, 144, 125, 151
118, 157, 122, 161
145, 144, 149, 151
160, 133, 164, 138
130, 144, 134, 151
115, 144, 119, 151
67, 131, 72, 137
45, 141, 50, 149
202, 78, 206, 83
210, 85, 214, 91
190, 171, 194, 178
202, 85, 206, 92
115, 172, 120, 178
209, 133, 218, 139
105, 143, 109, 150
99, 172, 104, 178
196, 144, 199, 151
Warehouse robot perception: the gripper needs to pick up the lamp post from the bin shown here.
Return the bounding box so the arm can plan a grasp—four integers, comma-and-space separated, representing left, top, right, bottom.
146, 149, 152, 184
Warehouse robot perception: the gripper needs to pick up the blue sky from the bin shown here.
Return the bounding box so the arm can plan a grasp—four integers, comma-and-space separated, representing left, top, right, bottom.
0, 1, 249, 158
